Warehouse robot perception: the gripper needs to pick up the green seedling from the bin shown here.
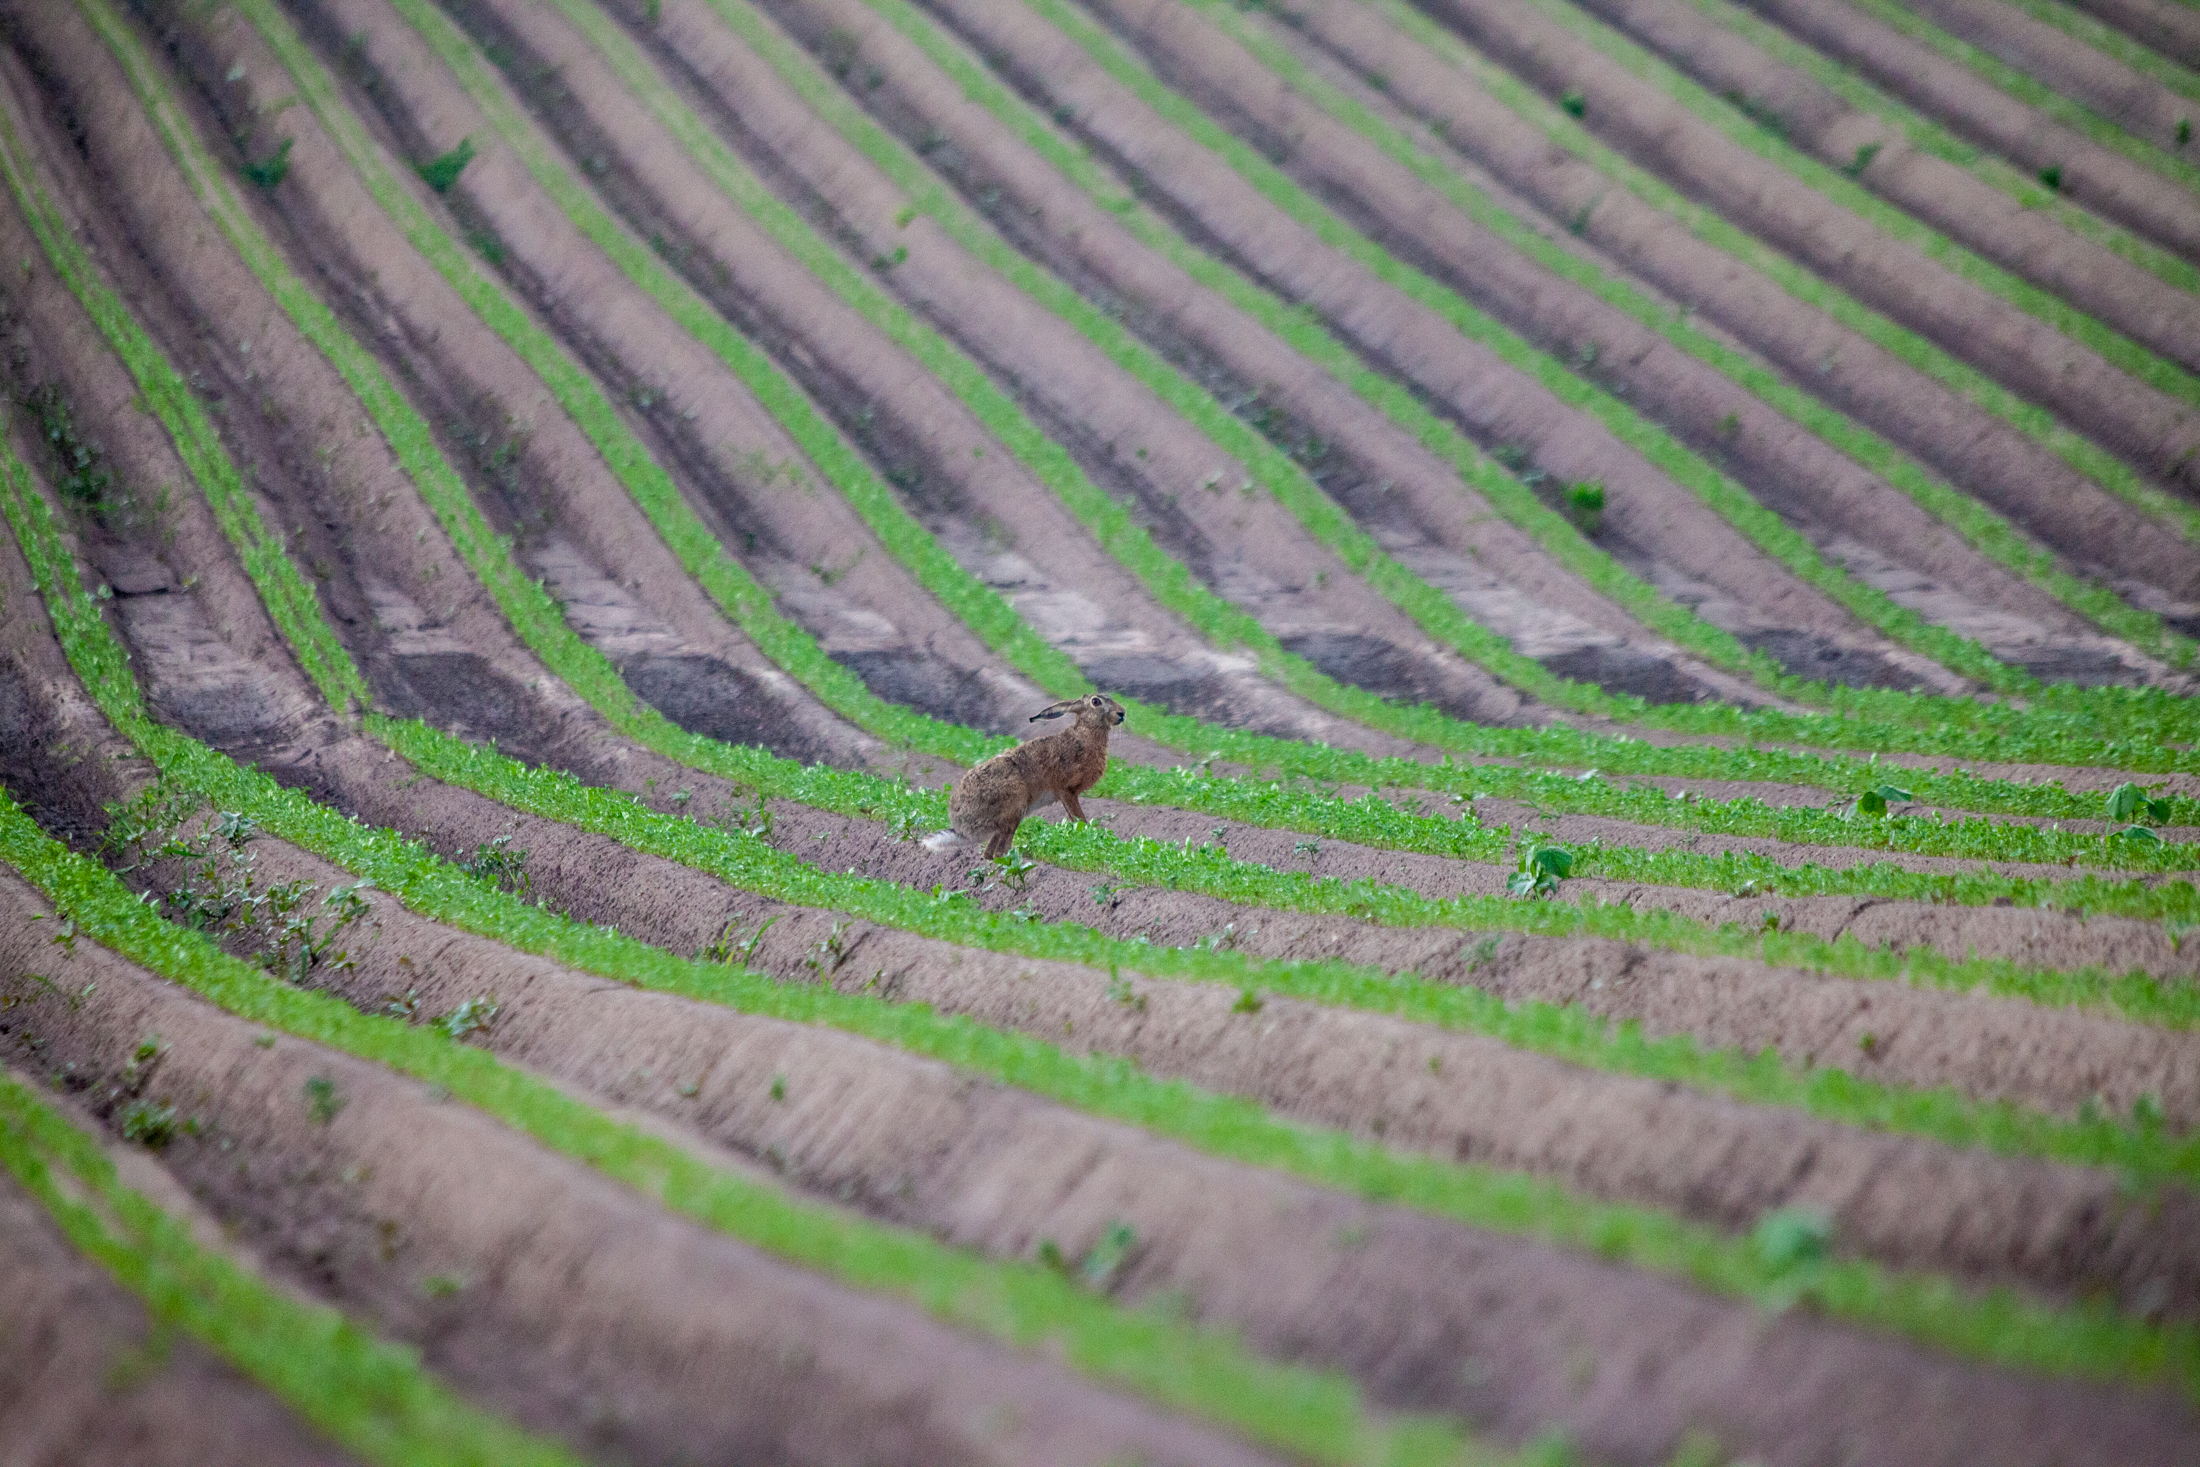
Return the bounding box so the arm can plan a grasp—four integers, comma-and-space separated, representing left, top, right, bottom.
1848, 784, 1916, 819
119, 1099, 180, 1149
459, 834, 531, 897
2107, 782, 2173, 825
2120, 825, 2164, 846
303, 1075, 343, 1125
119, 1034, 165, 1093
1081, 1220, 1138, 1291
1752, 1205, 1833, 1310
1232, 985, 1264, 1014
769, 1072, 787, 1102
414, 136, 476, 193
2037, 162, 2063, 192
240, 136, 292, 189
1559, 88, 1586, 118
433, 995, 499, 1042
992, 849, 1040, 891
1508, 844, 1573, 898
1563, 480, 1604, 534
1842, 140, 1882, 177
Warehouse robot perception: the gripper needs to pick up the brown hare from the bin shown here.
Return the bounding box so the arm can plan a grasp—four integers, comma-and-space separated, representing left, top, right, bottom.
923, 694, 1126, 858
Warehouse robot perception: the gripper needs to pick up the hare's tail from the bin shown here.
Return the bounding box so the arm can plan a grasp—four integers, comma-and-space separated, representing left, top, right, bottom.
921, 828, 967, 854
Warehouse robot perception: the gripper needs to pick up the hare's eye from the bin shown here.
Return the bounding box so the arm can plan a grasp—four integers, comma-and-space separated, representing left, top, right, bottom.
1090, 696, 1102, 707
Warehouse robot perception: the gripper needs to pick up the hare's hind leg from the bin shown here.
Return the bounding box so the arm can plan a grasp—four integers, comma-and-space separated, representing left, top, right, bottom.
984, 818, 1022, 859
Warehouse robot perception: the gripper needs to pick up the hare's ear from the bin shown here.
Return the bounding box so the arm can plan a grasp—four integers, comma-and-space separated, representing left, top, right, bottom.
1029, 698, 1083, 723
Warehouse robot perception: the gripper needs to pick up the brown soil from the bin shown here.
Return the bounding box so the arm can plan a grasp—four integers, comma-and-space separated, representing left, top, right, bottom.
0, 1124, 357, 1467
919, 0, 1989, 694
0, 863, 1280, 1467
1273, 0, 2200, 612
1410, 0, 2200, 499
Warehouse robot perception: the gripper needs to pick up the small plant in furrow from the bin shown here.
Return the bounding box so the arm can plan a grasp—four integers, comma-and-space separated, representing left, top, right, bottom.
1508, 842, 1574, 898
239, 134, 292, 189
414, 135, 476, 192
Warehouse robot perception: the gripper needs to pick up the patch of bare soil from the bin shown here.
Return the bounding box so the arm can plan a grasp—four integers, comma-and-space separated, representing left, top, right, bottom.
2066, 0, 2200, 69
0, 865, 1278, 1467
0, 1134, 356, 1467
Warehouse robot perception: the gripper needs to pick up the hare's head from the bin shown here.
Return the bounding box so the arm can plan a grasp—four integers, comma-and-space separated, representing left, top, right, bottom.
1032, 693, 1125, 731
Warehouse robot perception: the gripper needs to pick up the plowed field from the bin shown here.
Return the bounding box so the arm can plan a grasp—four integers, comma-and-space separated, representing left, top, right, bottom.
0, 0, 2196, 1460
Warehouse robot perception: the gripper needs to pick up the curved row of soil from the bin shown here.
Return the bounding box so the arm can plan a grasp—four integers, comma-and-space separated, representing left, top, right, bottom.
914, 0, 1973, 695
305, 0, 1476, 749
0, 1137, 354, 1467
1736, 0, 2200, 257
1567, 0, 2200, 371
1067, 0, 2161, 686
1266, 0, 2200, 619
445, 0, 1563, 730
740, 0, 1785, 712
0, 869, 1259, 1467
1410, 0, 2200, 501
1901, 0, 2199, 154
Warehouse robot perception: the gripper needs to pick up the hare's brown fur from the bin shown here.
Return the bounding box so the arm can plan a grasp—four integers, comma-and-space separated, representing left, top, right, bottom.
931, 695, 1125, 858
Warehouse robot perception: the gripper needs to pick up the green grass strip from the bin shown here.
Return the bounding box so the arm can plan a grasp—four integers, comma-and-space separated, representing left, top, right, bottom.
5, 425, 2194, 1413
1370, 0, 2200, 554
1186, 0, 2197, 673
0, 1071, 583, 1467
1679, 0, 2200, 295
953, 0, 2042, 699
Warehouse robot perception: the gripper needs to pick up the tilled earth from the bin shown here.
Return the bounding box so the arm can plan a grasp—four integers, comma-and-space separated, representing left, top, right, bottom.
0, 0, 2197, 1462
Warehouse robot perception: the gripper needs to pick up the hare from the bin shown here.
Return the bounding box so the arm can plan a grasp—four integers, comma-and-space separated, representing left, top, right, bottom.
924, 694, 1125, 858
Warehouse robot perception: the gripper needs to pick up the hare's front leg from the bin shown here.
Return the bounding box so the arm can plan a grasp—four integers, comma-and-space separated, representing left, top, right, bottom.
984, 818, 1022, 859
1059, 788, 1088, 822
